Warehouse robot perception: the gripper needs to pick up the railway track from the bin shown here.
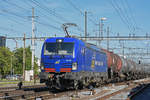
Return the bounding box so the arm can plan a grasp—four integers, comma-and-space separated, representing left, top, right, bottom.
0, 78, 150, 100
0, 84, 47, 100
92, 78, 150, 100
0, 87, 75, 100
46, 78, 150, 100
0, 84, 45, 91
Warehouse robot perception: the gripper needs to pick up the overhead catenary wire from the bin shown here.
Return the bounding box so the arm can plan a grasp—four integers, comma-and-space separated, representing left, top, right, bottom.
0, 26, 21, 33
39, 0, 84, 32
1, 9, 27, 21
28, 0, 82, 34
36, 21, 62, 32
30, 0, 69, 22
64, 0, 98, 37
109, 0, 133, 33
89, 13, 98, 24
31, 0, 85, 35
65, 0, 98, 37
119, 0, 136, 33
0, 0, 33, 28
3, 15, 27, 27
2, 0, 30, 12
119, 0, 135, 27
66, 0, 84, 16
66, 0, 97, 25
123, 0, 147, 34
21, 0, 63, 25
0, 8, 63, 32
0, 8, 27, 33
0, 8, 64, 38
124, 0, 138, 28
110, 0, 143, 34
112, 0, 132, 31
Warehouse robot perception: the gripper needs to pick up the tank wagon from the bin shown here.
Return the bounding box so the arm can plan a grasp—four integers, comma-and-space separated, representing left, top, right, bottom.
120, 58, 148, 80
40, 37, 148, 89
101, 49, 122, 79
102, 49, 147, 81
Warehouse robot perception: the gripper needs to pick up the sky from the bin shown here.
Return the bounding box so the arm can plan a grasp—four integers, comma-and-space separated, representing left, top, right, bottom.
0, 0, 150, 63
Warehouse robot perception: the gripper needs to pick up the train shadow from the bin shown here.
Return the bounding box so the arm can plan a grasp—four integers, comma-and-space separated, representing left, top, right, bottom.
22, 86, 49, 92
22, 86, 76, 93
128, 83, 149, 98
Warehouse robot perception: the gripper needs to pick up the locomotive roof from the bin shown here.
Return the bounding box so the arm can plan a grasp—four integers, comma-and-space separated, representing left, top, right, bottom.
85, 43, 101, 51
45, 37, 102, 51
45, 37, 82, 43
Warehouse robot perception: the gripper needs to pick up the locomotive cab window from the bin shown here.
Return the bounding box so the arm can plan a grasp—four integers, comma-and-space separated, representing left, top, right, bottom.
44, 42, 74, 55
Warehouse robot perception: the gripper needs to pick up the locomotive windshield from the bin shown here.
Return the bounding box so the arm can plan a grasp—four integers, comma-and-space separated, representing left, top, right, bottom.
44, 42, 74, 55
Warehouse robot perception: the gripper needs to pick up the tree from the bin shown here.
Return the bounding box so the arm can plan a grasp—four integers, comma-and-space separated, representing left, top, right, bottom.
13, 47, 24, 74
34, 57, 39, 76
0, 46, 39, 77
13, 46, 39, 75
0, 47, 13, 76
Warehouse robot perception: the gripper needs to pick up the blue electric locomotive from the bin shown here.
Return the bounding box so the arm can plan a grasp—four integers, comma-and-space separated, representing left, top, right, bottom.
40, 37, 108, 89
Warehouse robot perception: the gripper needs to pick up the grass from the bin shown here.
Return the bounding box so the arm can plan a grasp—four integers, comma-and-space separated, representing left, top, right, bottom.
0, 79, 41, 86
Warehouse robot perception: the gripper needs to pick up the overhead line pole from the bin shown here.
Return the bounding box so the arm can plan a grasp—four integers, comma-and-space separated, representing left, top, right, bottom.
122, 41, 125, 57
100, 19, 103, 40
23, 33, 26, 81
107, 27, 109, 51
98, 21, 100, 46
85, 11, 87, 42
31, 7, 35, 82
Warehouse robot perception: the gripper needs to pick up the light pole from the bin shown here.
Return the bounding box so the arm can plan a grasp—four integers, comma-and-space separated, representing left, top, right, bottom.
85, 11, 87, 41
31, 7, 35, 82
100, 17, 107, 38
11, 54, 14, 76
99, 17, 107, 46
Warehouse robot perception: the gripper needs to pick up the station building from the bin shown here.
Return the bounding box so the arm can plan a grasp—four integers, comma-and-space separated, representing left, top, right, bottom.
0, 36, 6, 47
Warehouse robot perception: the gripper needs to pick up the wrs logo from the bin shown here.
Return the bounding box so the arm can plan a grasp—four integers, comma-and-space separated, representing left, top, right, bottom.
55, 60, 60, 64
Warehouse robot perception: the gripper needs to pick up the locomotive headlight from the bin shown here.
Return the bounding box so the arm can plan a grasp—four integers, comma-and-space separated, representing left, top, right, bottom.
40, 63, 44, 70
58, 39, 62, 42
41, 66, 44, 70
56, 39, 63, 43
72, 62, 77, 70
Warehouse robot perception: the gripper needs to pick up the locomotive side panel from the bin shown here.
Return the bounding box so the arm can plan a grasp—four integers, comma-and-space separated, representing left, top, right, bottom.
83, 45, 107, 72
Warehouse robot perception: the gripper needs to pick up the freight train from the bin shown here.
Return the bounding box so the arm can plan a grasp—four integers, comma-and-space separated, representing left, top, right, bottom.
39, 37, 148, 89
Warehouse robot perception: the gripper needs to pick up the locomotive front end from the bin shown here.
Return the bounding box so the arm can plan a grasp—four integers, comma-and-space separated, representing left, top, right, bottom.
40, 37, 79, 89
43, 39, 75, 72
